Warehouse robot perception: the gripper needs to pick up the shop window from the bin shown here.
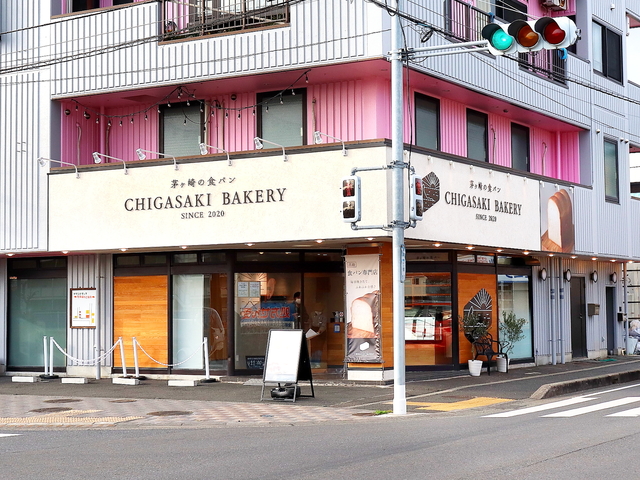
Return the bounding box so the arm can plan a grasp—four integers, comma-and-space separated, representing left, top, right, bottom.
7, 258, 68, 369
593, 22, 622, 83
234, 273, 301, 370
404, 273, 452, 366
415, 94, 440, 150
237, 251, 299, 262
201, 252, 226, 264
173, 273, 228, 371
604, 138, 619, 202
173, 253, 199, 264
160, 102, 203, 157
257, 89, 305, 147
511, 123, 530, 172
304, 252, 343, 262
497, 274, 532, 360
467, 109, 488, 162
406, 251, 449, 262
476, 0, 526, 22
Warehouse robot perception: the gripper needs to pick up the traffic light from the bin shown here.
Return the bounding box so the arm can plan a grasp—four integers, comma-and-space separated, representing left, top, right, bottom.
409, 175, 424, 222
341, 175, 361, 223
482, 16, 579, 56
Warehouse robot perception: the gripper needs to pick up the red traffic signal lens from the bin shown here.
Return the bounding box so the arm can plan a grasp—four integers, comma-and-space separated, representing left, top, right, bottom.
542, 22, 566, 45
516, 25, 539, 48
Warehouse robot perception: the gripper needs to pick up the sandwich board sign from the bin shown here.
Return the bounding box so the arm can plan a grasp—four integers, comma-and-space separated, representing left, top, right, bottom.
260, 329, 314, 402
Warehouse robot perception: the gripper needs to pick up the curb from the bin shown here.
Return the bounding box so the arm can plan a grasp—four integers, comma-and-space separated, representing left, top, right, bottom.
530, 369, 640, 400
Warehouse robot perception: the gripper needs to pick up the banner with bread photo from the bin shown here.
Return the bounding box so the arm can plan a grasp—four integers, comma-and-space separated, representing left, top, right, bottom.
344, 254, 382, 362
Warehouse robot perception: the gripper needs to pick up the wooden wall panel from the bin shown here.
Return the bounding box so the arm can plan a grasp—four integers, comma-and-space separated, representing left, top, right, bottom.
113, 275, 168, 369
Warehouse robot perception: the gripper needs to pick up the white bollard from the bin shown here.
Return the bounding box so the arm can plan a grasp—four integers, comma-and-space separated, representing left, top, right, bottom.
43, 336, 48, 376
203, 337, 210, 380
133, 337, 140, 379
49, 337, 55, 376
118, 337, 128, 377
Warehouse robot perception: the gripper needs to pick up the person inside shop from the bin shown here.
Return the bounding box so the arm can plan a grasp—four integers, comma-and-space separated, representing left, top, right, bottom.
293, 291, 309, 331
630, 320, 640, 354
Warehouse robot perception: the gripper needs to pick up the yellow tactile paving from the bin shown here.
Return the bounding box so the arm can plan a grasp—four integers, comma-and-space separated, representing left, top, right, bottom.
404, 397, 513, 411
0, 409, 143, 425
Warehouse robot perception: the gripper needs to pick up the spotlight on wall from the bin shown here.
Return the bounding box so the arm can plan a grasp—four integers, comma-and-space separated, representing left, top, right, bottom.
93, 152, 128, 174
136, 148, 178, 170
313, 131, 347, 156
199, 143, 231, 166
37, 156, 79, 179
591, 271, 598, 283
253, 137, 287, 162
539, 268, 548, 281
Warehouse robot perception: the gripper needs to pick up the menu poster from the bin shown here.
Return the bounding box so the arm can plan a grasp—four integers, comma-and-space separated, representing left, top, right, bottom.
70, 288, 97, 328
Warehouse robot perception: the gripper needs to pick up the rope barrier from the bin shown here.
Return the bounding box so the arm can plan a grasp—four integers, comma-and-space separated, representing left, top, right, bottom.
50, 337, 122, 366
133, 337, 206, 368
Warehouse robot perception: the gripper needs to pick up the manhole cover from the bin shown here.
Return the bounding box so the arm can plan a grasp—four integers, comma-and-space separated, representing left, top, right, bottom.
109, 399, 137, 403
44, 399, 82, 404
30, 407, 73, 413
147, 411, 192, 417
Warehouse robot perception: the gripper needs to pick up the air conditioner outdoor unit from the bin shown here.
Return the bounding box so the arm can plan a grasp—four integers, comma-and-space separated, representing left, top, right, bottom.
542, 0, 567, 10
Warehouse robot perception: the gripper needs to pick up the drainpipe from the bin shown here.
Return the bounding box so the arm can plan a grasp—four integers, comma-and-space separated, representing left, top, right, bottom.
559, 257, 565, 364
550, 259, 557, 365
624, 262, 630, 354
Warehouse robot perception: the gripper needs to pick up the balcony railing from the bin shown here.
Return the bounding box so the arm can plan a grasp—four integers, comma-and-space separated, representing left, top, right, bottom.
161, 0, 289, 39
445, 0, 566, 84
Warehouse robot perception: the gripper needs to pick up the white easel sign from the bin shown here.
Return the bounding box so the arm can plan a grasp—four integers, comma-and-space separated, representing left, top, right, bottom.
70, 288, 97, 328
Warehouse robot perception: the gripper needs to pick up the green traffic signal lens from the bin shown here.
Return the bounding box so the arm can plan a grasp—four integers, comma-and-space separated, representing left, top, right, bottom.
491, 29, 513, 51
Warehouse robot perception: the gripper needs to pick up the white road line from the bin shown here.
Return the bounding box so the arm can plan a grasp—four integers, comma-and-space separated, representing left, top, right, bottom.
583, 383, 640, 397
483, 396, 595, 418
607, 406, 640, 417
543, 397, 640, 418
0, 434, 21, 438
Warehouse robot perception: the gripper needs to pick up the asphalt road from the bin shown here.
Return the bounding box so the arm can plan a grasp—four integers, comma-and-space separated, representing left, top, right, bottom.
2, 383, 640, 479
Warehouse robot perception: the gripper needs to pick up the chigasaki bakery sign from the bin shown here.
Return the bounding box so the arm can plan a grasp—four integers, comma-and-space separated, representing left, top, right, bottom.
410, 156, 543, 251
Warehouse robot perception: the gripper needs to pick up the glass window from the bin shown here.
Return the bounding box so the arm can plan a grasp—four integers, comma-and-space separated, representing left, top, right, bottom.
173, 253, 199, 264
143, 254, 167, 266
234, 273, 300, 370
457, 254, 476, 263
172, 273, 228, 370
258, 90, 305, 147
115, 255, 140, 267
237, 251, 298, 262
415, 94, 439, 150
604, 139, 619, 202
304, 252, 342, 262
201, 252, 226, 264
493, 0, 526, 22
8, 278, 67, 367
511, 123, 530, 172
498, 274, 532, 360
467, 109, 488, 162
160, 102, 203, 157
404, 273, 452, 365
70, 0, 133, 12
593, 22, 622, 82
476, 255, 495, 264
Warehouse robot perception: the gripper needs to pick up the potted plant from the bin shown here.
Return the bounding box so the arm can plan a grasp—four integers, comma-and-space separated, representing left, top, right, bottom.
497, 311, 526, 372
459, 311, 488, 376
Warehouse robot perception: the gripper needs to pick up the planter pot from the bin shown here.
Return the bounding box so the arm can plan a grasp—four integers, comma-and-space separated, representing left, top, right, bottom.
496, 356, 508, 373
468, 359, 483, 377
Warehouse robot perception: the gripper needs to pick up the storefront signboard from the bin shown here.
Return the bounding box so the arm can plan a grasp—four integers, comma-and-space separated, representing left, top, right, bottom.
408, 153, 541, 251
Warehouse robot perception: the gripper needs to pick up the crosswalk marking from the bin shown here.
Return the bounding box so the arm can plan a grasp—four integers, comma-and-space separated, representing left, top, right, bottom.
483, 396, 594, 418
608, 406, 640, 417
543, 397, 640, 418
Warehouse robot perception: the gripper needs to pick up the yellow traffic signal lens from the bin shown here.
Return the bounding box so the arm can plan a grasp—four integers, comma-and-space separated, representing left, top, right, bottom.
516, 25, 539, 48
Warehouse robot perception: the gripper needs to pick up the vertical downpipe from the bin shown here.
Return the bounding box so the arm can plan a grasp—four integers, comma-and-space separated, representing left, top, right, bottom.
559, 257, 565, 364
550, 261, 557, 365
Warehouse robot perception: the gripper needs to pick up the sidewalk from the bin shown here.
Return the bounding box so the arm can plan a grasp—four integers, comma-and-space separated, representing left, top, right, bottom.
1, 356, 639, 428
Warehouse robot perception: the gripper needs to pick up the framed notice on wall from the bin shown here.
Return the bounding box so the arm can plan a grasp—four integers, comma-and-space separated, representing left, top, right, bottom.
70, 288, 97, 328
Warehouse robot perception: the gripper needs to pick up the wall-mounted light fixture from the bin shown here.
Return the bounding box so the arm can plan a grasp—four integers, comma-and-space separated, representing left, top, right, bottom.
37, 156, 79, 178
591, 271, 598, 283
93, 152, 128, 175
313, 131, 347, 156
539, 268, 548, 281
199, 143, 231, 166
610, 272, 618, 283
136, 148, 178, 170
564, 269, 572, 282
254, 137, 287, 162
